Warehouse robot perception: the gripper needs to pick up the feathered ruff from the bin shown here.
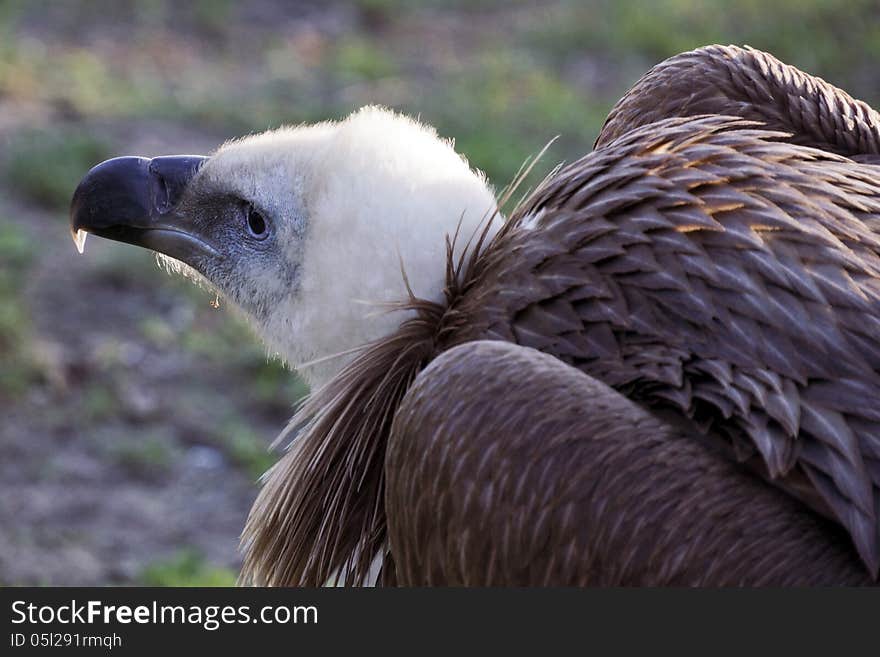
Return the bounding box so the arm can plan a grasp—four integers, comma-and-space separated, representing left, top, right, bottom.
237, 148, 549, 586
239, 297, 439, 586
239, 220, 503, 586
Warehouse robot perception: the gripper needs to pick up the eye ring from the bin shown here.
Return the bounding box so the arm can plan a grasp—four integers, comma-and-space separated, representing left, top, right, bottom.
246, 205, 268, 239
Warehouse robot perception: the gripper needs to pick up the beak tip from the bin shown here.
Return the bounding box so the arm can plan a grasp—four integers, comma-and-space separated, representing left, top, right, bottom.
67, 154, 208, 259
72, 228, 88, 255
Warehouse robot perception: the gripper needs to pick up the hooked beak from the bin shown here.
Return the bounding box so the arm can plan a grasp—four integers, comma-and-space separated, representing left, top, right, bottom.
69, 155, 215, 264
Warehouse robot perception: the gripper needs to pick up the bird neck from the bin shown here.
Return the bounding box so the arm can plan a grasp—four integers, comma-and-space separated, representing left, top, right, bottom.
263, 204, 502, 388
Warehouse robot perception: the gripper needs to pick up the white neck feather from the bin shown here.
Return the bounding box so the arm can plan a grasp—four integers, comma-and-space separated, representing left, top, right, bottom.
257, 107, 501, 387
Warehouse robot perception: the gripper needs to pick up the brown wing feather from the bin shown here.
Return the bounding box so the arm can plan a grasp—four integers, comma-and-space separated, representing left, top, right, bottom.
387, 341, 872, 585
596, 44, 880, 158
449, 116, 880, 575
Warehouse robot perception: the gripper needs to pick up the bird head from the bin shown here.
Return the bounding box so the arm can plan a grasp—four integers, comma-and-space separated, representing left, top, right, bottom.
70, 107, 499, 385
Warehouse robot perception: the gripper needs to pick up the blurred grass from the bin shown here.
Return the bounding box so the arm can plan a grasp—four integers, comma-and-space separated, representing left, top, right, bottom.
110, 433, 175, 478
4, 129, 112, 209
0, 221, 39, 397
1, 0, 877, 188
139, 549, 237, 586
335, 38, 397, 81
222, 419, 277, 480
80, 381, 118, 423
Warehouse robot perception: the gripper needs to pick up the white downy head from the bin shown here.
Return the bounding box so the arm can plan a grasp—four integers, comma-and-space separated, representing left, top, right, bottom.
166, 106, 500, 386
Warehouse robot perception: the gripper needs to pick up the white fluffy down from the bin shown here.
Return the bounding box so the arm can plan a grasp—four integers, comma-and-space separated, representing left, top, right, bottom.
208, 106, 500, 385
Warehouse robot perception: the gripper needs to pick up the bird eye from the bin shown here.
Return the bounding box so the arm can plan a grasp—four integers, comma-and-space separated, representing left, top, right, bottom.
247, 205, 268, 239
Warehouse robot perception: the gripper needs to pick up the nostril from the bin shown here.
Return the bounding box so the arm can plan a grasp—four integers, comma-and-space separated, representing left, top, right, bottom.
149, 156, 207, 215
157, 175, 170, 213
148, 161, 172, 214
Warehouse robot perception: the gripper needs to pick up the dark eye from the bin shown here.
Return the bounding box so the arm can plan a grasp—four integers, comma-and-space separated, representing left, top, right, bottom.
247, 205, 268, 239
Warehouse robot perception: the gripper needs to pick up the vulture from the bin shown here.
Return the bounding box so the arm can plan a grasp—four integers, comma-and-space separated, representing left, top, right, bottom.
69, 45, 880, 586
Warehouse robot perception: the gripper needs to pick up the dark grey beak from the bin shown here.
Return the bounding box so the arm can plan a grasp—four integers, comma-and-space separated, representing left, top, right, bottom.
69, 155, 213, 262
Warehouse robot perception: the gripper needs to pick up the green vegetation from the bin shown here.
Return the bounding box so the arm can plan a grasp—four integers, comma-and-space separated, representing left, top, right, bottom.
89, 242, 165, 286
222, 419, 276, 480
0, 306, 34, 397
139, 549, 237, 586
1, 1, 876, 188
110, 433, 175, 477
248, 358, 309, 414
0, 215, 33, 269
175, 297, 309, 411
0, 221, 38, 397
334, 38, 397, 82
524, 0, 880, 86
4, 129, 112, 210
80, 382, 119, 423
2, 0, 876, 188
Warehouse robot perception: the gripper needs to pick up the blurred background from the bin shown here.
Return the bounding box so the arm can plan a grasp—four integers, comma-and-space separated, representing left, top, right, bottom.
1, 0, 879, 585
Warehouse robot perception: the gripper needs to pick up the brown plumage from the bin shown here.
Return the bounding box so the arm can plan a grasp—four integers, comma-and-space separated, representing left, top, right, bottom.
597, 44, 880, 159
388, 341, 871, 585
238, 45, 880, 586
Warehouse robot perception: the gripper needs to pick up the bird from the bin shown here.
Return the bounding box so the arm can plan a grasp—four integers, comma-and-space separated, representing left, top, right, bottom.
69, 45, 880, 586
